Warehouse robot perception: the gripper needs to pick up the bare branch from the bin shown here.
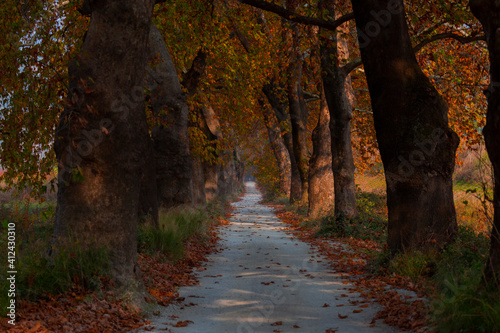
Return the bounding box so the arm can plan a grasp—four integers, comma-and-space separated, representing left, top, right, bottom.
341, 57, 362, 77
413, 32, 486, 53
238, 0, 353, 31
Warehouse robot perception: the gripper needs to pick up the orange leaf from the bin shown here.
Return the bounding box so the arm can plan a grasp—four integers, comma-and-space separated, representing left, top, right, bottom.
173, 320, 193, 327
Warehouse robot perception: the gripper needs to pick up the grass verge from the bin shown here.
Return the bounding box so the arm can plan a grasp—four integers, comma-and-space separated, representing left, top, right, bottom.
0, 191, 236, 331
0, 203, 111, 316
138, 207, 208, 260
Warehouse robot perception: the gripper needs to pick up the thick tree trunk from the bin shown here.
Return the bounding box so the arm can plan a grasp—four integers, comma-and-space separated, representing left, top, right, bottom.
181, 49, 208, 206
308, 84, 335, 218
138, 136, 159, 226
470, 0, 500, 289
192, 157, 207, 206
351, 0, 459, 253
263, 83, 302, 203
262, 102, 292, 196
53, 0, 154, 294
200, 105, 225, 200
233, 149, 245, 189
147, 25, 193, 209
218, 151, 233, 198
287, 23, 310, 205
203, 160, 219, 202
319, 4, 358, 218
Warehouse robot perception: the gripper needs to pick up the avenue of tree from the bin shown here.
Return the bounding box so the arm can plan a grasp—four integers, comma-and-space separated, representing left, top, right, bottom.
1, 0, 499, 302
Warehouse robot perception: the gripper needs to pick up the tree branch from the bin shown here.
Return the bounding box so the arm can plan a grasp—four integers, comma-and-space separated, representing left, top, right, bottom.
413, 32, 486, 53
341, 58, 362, 77
341, 32, 486, 76
238, 0, 353, 31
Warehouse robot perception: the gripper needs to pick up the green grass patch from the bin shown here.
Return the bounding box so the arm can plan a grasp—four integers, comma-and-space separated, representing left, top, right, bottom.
316, 191, 387, 243
0, 204, 110, 315
431, 276, 500, 332
454, 179, 483, 193
371, 226, 498, 331
137, 207, 209, 260
429, 226, 499, 331
386, 250, 438, 280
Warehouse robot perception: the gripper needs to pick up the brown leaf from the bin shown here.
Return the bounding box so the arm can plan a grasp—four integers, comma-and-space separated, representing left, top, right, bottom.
173, 320, 193, 327
338, 313, 348, 319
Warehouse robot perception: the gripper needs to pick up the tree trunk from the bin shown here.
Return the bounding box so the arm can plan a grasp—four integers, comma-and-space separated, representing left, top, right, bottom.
261, 101, 292, 196
233, 149, 245, 189
218, 151, 233, 199
287, 23, 310, 205
138, 136, 159, 226
147, 25, 193, 209
308, 84, 335, 218
351, 0, 459, 253
53, 0, 154, 296
203, 160, 219, 202
192, 157, 207, 206
319, 3, 358, 218
470, 0, 500, 289
181, 49, 208, 206
263, 83, 302, 203
200, 105, 226, 200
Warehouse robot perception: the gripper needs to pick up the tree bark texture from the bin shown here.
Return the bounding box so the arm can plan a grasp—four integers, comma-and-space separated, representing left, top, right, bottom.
233, 149, 245, 189
191, 157, 207, 206
308, 84, 335, 218
138, 135, 159, 226
286, 23, 310, 205
470, 0, 500, 289
201, 106, 223, 200
147, 25, 193, 209
320, 2, 358, 218
182, 49, 208, 207
351, 0, 459, 253
53, 0, 154, 290
261, 101, 292, 196
263, 83, 302, 203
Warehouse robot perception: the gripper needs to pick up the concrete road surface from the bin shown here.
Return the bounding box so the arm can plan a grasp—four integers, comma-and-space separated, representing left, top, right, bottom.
138, 182, 400, 333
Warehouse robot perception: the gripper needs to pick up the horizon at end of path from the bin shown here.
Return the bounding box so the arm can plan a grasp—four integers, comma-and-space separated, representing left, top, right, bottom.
136, 182, 403, 333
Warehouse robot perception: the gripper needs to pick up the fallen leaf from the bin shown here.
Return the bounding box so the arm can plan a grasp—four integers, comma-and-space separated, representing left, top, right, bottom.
338, 314, 348, 319
173, 320, 193, 327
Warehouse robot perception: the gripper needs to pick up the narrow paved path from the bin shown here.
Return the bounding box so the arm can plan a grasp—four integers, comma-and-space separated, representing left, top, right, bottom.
141, 182, 398, 333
